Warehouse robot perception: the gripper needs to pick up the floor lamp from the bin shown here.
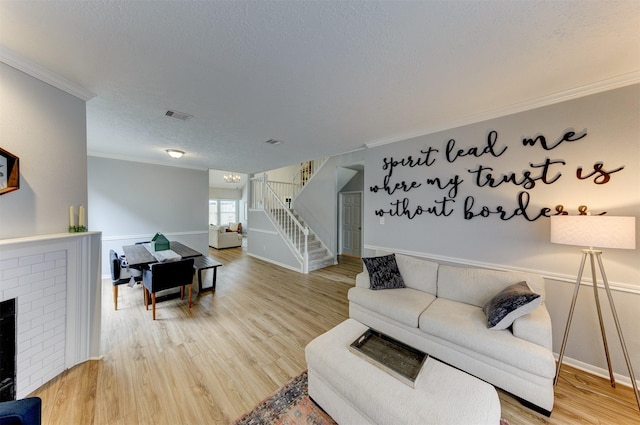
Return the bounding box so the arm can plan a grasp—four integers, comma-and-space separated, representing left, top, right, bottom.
550, 215, 639, 410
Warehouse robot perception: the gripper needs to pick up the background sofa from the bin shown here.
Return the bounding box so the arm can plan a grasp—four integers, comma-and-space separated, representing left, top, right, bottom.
348, 252, 556, 414
209, 225, 243, 249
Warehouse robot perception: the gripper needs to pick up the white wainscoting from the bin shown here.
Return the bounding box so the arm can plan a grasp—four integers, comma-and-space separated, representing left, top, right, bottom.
0, 232, 102, 397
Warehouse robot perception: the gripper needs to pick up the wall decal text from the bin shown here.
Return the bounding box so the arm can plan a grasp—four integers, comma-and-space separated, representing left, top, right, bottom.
370, 128, 625, 221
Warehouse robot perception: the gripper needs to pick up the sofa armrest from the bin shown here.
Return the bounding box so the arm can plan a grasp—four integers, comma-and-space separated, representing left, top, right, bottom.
355, 271, 370, 288
0, 397, 42, 425
512, 303, 553, 351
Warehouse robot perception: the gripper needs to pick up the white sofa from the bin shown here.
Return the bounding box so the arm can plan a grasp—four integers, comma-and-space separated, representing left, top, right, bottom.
209, 225, 242, 249
348, 252, 556, 415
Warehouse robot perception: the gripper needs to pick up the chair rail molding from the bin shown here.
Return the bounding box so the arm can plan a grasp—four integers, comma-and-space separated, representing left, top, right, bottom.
364, 244, 640, 295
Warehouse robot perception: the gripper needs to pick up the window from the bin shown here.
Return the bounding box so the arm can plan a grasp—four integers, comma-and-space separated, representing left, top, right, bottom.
219, 200, 236, 225
209, 200, 218, 225
209, 199, 238, 226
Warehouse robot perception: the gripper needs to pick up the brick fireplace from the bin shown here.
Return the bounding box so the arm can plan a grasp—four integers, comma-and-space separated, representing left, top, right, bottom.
0, 298, 16, 401
0, 232, 101, 398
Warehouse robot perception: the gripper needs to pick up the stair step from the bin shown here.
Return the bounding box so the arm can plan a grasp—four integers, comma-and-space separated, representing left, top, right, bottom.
307, 248, 328, 260
308, 255, 335, 272
294, 239, 320, 250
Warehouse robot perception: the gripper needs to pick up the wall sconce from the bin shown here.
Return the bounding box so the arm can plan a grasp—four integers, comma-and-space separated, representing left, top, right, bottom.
166, 149, 185, 159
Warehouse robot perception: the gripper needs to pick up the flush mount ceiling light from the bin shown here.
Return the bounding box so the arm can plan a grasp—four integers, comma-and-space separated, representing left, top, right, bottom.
224, 174, 241, 183
166, 149, 185, 159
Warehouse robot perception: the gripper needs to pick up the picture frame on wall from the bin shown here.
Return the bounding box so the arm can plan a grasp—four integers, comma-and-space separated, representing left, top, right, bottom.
0, 147, 19, 195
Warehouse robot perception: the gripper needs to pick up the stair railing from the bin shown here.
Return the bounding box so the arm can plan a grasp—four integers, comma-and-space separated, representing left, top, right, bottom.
267, 180, 300, 208
293, 157, 328, 187
256, 175, 309, 272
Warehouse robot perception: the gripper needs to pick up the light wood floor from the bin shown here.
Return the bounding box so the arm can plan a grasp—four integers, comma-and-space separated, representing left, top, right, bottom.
31, 248, 639, 424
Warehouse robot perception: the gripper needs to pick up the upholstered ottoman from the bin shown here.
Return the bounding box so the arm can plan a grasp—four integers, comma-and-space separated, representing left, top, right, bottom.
305, 319, 501, 425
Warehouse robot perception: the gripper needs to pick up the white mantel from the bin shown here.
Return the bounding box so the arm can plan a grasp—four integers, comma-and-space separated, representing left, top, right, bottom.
0, 231, 102, 398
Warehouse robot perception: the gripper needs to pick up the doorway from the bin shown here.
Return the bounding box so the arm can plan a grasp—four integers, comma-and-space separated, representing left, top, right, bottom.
339, 191, 362, 257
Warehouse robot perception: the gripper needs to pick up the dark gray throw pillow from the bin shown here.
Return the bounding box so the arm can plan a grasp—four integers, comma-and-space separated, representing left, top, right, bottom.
483, 281, 541, 330
362, 254, 405, 290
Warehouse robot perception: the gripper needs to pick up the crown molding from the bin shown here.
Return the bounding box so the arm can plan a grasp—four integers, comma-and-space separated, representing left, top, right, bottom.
0, 45, 96, 102
365, 70, 640, 149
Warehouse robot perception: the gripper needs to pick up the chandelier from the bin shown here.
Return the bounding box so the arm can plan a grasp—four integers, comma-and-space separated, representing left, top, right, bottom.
224, 174, 241, 183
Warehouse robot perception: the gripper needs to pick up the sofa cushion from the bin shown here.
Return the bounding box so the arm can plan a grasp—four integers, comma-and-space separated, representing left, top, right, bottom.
512, 304, 553, 350
362, 254, 405, 290
437, 265, 546, 307
394, 254, 438, 295
348, 287, 435, 328
483, 281, 541, 330
419, 298, 554, 377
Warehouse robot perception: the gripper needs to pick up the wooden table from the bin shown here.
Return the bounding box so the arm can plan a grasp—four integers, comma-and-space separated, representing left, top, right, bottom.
122, 241, 202, 267
192, 256, 222, 293
122, 241, 222, 297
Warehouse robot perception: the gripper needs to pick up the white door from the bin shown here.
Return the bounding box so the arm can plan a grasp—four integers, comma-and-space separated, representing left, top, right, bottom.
340, 192, 362, 257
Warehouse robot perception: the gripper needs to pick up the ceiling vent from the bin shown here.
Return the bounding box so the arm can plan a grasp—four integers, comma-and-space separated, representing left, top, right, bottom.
165, 110, 193, 121
265, 139, 283, 145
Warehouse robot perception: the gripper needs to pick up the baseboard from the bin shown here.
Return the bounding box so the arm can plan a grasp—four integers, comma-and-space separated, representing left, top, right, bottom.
246, 252, 303, 274
557, 354, 640, 389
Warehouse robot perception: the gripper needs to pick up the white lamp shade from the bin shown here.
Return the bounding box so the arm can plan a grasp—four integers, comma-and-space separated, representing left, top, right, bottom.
550, 215, 636, 250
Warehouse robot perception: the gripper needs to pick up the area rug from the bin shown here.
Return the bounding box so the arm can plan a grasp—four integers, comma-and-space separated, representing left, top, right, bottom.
232, 370, 510, 425
232, 370, 335, 425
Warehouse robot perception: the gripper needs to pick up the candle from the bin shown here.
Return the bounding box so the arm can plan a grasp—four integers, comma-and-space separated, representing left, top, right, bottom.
69, 206, 74, 228
79, 206, 85, 228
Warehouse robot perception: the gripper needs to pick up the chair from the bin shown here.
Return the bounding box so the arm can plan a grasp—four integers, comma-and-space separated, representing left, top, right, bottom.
0, 397, 42, 425
109, 249, 142, 310
209, 225, 242, 249
142, 258, 195, 320
228, 222, 242, 234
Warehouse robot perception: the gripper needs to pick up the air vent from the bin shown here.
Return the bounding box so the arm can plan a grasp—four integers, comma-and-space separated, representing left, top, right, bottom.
265, 139, 283, 145
165, 110, 193, 121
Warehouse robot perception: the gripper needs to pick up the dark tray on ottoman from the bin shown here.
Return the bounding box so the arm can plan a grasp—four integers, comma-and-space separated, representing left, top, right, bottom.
349, 328, 428, 387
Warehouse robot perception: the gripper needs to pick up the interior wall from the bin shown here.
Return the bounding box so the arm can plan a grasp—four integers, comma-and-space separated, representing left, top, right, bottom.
340, 170, 364, 193
363, 84, 640, 383
209, 187, 243, 200
364, 84, 639, 284
0, 63, 88, 239
247, 209, 300, 271
88, 156, 209, 276
265, 163, 300, 183
294, 151, 365, 256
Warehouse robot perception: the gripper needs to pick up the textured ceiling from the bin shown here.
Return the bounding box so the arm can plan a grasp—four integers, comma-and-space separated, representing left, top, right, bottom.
1, 1, 639, 174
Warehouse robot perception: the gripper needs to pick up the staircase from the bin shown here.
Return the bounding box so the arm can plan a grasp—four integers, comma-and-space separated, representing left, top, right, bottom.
250, 157, 333, 273
270, 207, 334, 272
